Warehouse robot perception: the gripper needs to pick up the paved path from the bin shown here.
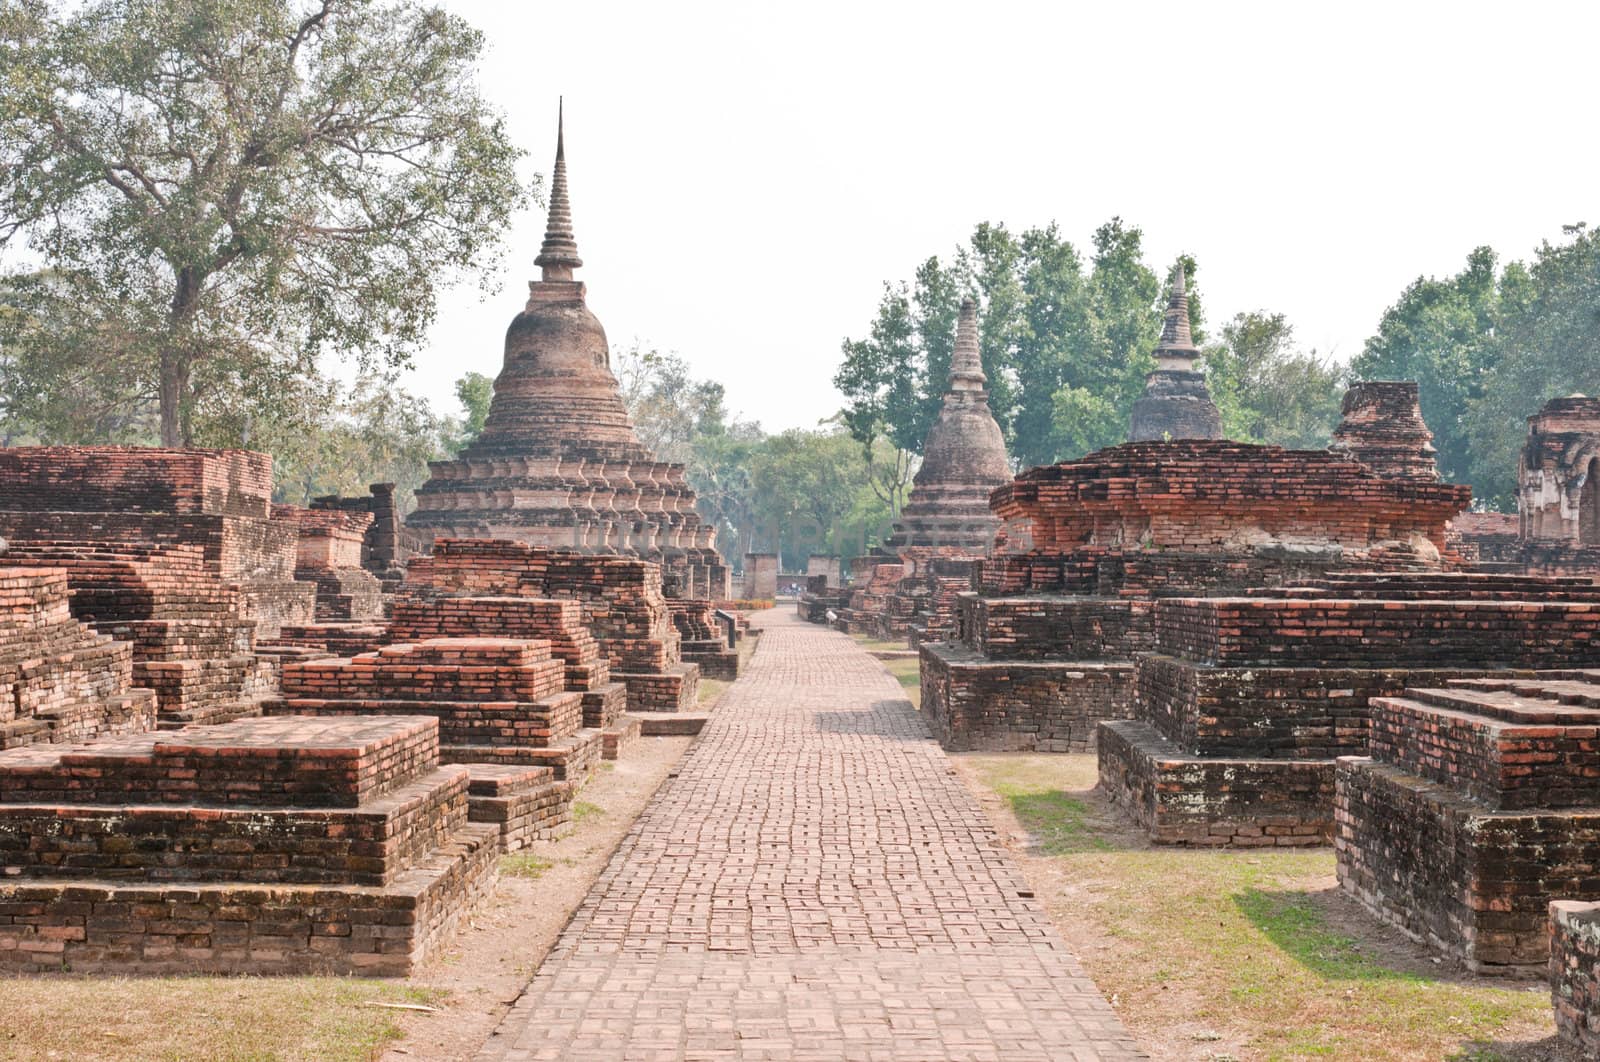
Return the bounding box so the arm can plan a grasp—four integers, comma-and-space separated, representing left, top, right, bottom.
478, 610, 1141, 1061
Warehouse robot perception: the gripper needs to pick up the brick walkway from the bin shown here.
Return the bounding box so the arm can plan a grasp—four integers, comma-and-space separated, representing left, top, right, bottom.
477, 611, 1142, 1061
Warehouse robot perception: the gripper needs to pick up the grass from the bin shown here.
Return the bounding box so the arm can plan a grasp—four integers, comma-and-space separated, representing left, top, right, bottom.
501, 852, 556, 879
881, 657, 921, 708
849, 633, 913, 655
0, 976, 442, 1061
572, 800, 604, 824
963, 754, 1555, 1062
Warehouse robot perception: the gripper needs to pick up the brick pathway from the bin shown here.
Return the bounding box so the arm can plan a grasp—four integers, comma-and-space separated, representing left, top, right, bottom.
477, 611, 1142, 1061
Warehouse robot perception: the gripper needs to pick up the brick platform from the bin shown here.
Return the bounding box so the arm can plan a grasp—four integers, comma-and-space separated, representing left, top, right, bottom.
1337, 672, 1600, 972
0, 568, 157, 750
464, 763, 573, 851
1101, 572, 1600, 846
476, 609, 1140, 1061
404, 540, 699, 713
0, 715, 496, 975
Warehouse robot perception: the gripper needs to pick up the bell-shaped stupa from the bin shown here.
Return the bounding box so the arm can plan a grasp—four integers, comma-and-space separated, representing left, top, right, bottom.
884, 298, 1013, 550
1128, 265, 1223, 442
409, 104, 728, 598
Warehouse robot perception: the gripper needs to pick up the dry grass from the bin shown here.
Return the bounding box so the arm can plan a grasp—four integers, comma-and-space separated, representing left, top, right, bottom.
957, 753, 1566, 1062
849, 633, 912, 655
0, 975, 440, 1061
881, 657, 921, 708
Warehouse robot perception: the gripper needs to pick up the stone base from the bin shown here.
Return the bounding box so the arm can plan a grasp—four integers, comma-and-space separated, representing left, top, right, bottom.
602, 714, 643, 760
616, 663, 700, 713
1552, 901, 1600, 1054
0, 692, 157, 751
580, 681, 628, 730
0, 823, 498, 976
1097, 720, 1333, 846
443, 727, 603, 784
638, 714, 710, 737
1335, 757, 1600, 973
681, 640, 739, 680
919, 643, 1134, 752
465, 764, 573, 851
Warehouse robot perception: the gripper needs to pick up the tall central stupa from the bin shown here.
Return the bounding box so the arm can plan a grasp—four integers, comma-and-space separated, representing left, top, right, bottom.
409, 105, 728, 597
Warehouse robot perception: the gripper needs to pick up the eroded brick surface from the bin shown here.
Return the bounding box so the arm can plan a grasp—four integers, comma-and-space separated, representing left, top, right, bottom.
480, 610, 1140, 1061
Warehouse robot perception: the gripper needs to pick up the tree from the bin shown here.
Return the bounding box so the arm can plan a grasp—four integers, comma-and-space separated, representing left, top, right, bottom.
613, 344, 730, 463
0, 0, 527, 445
1206, 312, 1345, 449
451, 370, 493, 451
1465, 225, 1598, 508
1350, 247, 1506, 486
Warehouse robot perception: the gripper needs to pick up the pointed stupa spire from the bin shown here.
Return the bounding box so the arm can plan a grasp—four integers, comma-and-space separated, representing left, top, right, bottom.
949, 297, 986, 388
1155, 262, 1199, 358
534, 98, 583, 282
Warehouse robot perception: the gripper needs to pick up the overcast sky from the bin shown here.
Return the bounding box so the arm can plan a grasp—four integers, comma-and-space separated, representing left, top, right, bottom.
412, 0, 1599, 433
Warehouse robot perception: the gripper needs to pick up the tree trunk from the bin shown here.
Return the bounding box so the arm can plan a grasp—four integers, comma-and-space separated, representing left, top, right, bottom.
161, 267, 202, 448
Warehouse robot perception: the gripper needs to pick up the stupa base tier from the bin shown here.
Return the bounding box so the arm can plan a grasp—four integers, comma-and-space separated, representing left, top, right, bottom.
919, 644, 1133, 753
602, 714, 643, 761
442, 727, 604, 784
1335, 756, 1600, 974
0, 822, 497, 977
464, 764, 573, 852
580, 681, 629, 730
617, 664, 700, 713
1097, 721, 1333, 847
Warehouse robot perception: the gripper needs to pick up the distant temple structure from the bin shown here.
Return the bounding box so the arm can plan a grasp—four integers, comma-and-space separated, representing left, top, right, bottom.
825, 298, 1013, 644
1127, 266, 1222, 443
409, 106, 728, 598
884, 298, 1012, 552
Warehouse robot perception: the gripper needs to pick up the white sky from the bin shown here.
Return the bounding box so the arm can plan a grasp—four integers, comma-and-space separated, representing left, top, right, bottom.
413, 0, 1600, 433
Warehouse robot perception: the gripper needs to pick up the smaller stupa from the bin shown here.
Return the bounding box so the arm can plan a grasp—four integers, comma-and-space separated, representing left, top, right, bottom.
884, 298, 1013, 551
1128, 266, 1223, 442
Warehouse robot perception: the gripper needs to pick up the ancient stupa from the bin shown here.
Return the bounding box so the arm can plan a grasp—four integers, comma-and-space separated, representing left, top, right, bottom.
884, 298, 1012, 551
1128, 266, 1223, 442
409, 105, 728, 598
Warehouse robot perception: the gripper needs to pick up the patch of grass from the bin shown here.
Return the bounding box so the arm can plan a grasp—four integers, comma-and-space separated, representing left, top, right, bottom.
0, 976, 439, 1061
881, 658, 920, 707
849, 633, 910, 654
698, 676, 731, 707
501, 852, 556, 879
962, 753, 1553, 1061
572, 800, 604, 824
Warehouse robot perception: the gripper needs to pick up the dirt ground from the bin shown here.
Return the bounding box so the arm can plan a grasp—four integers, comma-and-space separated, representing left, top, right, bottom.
379, 734, 694, 1061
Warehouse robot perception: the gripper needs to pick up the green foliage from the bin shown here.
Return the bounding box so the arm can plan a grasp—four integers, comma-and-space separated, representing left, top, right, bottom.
835, 218, 1168, 472
0, 0, 527, 445
1465, 224, 1600, 509
452, 371, 494, 450
1207, 312, 1346, 449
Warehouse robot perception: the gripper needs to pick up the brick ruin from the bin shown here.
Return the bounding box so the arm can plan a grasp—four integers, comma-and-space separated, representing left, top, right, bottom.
1455, 394, 1600, 577
0, 714, 497, 975
276, 506, 387, 622
407, 110, 729, 600
921, 404, 1474, 760
1338, 671, 1600, 974
1552, 901, 1600, 1053
0, 448, 317, 729
309, 482, 423, 589
403, 538, 700, 713
829, 299, 1012, 643
1127, 268, 1222, 443
1328, 381, 1440, 480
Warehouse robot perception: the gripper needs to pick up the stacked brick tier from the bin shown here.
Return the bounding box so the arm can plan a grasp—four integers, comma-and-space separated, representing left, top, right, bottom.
267, 639, 598, 783
1101, 571, 1600, 848
0, 542, 275, 728
0, 447, 315, 638
830, 557, 904, 636
464, 762, 574, 851
388, 595, 629, 734
0, 715, 496, 975
277, 506, 386, 622
992, 442, 1470, 561
0, 568, 157, 749
1336, 673, 1600, 973
404, 539, 699, 712
667, 599, 739, 680
797, 573, 848, 624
